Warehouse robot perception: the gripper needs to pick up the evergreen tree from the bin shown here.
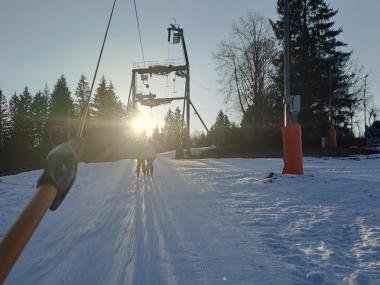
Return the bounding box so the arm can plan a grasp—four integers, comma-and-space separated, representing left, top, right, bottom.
8, 93, 19, 133
49, 75, 73, 144
74, 74, 90, 118
271, 0, 356, 143
161, 107, 184, 150
0, 90, 9, 147
209, 110, 232, 147
19, 87, 34, 146
8, 88, 34, 168
92, 76, 111, 121
31, 90, 49, 147
107, 81, 125, 120
50, 75, 73, 122
152, 126, 161, 143
191, 130, 210, 148
212, 110, 231, 130
92, 77, 126, 123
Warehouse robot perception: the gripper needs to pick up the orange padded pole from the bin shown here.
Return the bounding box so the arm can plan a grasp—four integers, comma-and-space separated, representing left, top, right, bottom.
0, 184, 57, 283
328, 128, 337, 148
282, 123, 304, 175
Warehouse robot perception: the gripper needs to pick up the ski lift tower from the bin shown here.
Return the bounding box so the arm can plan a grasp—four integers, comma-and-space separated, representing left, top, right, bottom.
127, 24, 208, 158
281, 0, 304, 174
169, 24, 191, 157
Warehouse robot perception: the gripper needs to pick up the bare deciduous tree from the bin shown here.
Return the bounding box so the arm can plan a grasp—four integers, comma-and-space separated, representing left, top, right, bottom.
214, 12, 279, 126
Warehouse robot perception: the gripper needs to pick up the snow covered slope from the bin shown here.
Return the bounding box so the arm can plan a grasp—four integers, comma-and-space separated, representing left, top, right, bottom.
1, 155, 380, 285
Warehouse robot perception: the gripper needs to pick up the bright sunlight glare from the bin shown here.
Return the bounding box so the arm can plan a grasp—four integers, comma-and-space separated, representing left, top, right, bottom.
134, 119, 144, 131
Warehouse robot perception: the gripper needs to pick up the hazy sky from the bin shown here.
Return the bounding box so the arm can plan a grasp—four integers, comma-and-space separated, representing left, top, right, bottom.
0, 0, 379, 134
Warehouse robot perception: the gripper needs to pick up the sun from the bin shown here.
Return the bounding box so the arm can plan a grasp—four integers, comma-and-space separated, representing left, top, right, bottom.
134, 119, 144, 131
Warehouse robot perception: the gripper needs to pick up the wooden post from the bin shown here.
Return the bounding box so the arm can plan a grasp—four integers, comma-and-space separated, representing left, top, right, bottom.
0, 184, 57, 283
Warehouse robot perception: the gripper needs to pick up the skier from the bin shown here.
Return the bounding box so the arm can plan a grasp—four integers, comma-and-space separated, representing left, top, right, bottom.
145, 139, 156, 176
136, 140, 146, 176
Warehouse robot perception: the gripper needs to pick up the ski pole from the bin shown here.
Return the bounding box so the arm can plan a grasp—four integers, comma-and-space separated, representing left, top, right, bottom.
0, 184, 57, 283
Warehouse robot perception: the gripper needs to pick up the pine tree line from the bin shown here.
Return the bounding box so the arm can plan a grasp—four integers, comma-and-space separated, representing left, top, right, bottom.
271, 0, 363, 144
152, 107, 185, 152
0, 74, 126, 174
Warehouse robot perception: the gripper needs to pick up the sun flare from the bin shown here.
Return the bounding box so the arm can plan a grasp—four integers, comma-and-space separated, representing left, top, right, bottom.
134, 119, 144, 131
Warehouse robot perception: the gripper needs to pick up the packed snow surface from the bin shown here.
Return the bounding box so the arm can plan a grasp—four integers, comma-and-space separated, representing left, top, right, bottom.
1, 153, 380, 285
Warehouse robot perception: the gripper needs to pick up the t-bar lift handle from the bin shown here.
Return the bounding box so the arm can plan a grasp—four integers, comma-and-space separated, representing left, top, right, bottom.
0, 138, 81, 283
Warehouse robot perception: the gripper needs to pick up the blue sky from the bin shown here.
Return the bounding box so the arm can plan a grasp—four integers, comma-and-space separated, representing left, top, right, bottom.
0, 0, 379, 134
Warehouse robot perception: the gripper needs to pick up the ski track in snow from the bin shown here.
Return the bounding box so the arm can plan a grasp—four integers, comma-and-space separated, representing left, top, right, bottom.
1, 154, 380, 284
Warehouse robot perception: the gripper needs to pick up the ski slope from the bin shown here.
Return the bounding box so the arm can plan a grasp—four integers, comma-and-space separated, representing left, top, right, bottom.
1, 153, 380, 285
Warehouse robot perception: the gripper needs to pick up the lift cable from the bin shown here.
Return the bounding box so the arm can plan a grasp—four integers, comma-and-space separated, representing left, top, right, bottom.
172, 0, 178, 24
133, 0, 146, 64
78, 0, 118, 138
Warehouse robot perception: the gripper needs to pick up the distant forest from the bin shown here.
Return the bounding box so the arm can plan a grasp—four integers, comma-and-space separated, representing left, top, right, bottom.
0, 0, 374, 175
0, 72, 212, 175
0, 75, 126, 174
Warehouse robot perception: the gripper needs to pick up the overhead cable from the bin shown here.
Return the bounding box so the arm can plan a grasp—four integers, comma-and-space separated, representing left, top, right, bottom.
78, 0, 118, 138
133, 0, 146, 64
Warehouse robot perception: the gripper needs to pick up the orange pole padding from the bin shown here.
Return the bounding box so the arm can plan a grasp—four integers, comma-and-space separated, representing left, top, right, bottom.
0, 184, 57, 284
281, 123, 304, 175
328, 128, 337, 148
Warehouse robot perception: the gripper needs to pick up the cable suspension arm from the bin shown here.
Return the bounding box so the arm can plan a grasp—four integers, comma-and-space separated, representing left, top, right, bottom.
126, 78, 134, 112
189, 99, 209, 133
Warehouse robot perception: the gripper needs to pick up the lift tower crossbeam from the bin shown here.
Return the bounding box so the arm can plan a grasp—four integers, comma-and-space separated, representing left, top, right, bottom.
127, 24, 206, 158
